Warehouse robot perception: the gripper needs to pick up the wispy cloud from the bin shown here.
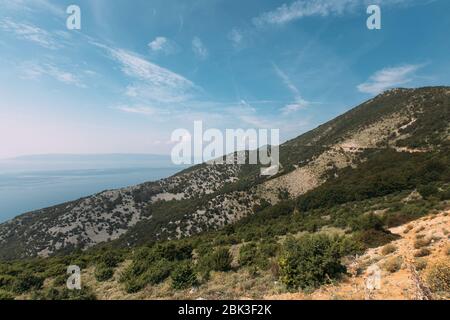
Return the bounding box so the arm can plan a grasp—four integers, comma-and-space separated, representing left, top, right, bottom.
0, 0, 65, 16
115, 105, 169, 117
19, 61, 85, 87
253, 0, 353, 26
357, 64, 422, 95
228, 29, 243, 49
253, 0, 427, 26
105, 47, 197, 104
0, 18, 59, 49
273, 64, 310, 114
192, 36, 209, 60
148, 36, 178, 55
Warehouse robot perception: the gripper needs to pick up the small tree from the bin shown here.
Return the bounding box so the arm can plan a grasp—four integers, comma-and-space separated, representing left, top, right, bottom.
95, 263, 114, 282
209, 247, 233, 272
279, 235, 346, 290
171, 262, 197, 290
198, 247, 233, 275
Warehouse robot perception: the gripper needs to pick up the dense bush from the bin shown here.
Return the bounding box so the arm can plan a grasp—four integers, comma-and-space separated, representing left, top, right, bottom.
97, 251, 121, 268
295, 150, 450, 212
278, 235, 347, 290
171, 262, 197, 290
351, 213, 384, 232
121, 258, 173, 293
12, 273, 44, 294
238, 243, 258, 267
95, 263, 114, 282
0, 289, 14, 300
198, 247, 232, 273
0, 274, 15, 289
32, 287, 96, 300
144, 259, 173, 285
418, 184, 439, 199
354, 229, 398, 248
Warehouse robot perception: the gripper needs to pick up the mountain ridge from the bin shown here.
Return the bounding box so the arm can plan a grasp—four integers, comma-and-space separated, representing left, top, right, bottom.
0, 86, 449, 260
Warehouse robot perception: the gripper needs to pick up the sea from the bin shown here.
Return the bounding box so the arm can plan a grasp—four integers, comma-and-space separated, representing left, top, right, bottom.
0, 154, 185, 223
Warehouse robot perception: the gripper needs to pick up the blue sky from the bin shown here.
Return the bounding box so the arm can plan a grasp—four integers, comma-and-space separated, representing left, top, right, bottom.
0, 0, 449, 159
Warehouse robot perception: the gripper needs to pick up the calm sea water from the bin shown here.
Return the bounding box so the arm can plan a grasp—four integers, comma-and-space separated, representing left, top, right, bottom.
0, 155, 184, 223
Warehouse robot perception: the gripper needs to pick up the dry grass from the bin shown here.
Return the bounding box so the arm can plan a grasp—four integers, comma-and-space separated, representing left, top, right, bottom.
383, 256, 403, 273
403, 225, 414, 234
414, 238, 431, 249
415, 226, 426, 233
414, 258, 428, 271
425, 260, 450, 299
381, 244, 397, 255
414, 248, 432, 258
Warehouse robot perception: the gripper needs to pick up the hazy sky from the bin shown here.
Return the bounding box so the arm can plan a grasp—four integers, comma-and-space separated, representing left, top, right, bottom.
1, 0, 449, 159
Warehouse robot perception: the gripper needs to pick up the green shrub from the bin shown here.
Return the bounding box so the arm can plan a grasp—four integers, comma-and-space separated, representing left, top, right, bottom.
142, 259, 172, 285
238, 240, 281, 270
351, 213, 384, 232
238, 243, 258, 267
97, 251, 121, 268
418, 184, 439, 199
0, 289, 14, 300
153, 242, 193, 261
121, 258, 172, 293
32, 287, 96, 300
53, 274, 67, 287
12, 273, 44, 294
278, 234, 346, 290
0, 274, 15, 289
354, 229, 398, 248
123, 277, 146, 294
171, 262, 197, 290
198, 247, 232, 273
42, 263, 66, 279
95, 263, 114, 282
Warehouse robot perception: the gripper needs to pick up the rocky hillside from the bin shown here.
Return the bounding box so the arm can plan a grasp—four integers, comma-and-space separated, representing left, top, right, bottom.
0, 86, 449, 260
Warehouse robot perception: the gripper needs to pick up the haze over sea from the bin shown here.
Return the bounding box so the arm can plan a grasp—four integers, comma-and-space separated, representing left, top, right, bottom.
0, 154, 184, 223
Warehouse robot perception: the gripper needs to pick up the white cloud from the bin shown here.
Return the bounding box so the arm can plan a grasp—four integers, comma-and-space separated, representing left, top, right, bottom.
148, 36, 178, 55
228, 29, 243, 48
0, 18, 58, 49
253, 0, 356, 26
106, 47, 197, 104
115, 105, 168, 116
357, 64, 421, 95
20, 61, 84, 87
253, 0, 426, 26
0, 0, 64, 16
273, 64, 310, 114
192, 36, 208, 60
